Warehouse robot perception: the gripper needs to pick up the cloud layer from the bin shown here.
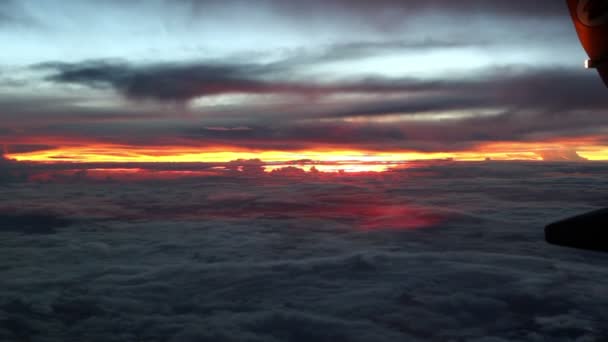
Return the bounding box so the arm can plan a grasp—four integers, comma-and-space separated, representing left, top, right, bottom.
1, 162, 608, 341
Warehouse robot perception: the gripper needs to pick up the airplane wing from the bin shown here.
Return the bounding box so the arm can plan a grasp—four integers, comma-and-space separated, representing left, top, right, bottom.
546, 209, 608, 253
599, 66, 608, 86
566, 0, 608, 87
545, 2, 608, 253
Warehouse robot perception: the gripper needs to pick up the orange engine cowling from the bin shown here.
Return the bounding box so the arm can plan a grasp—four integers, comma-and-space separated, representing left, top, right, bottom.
566, 0, 608, 86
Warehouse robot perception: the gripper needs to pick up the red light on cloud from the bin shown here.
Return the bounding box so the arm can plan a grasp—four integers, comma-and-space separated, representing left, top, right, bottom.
323, 203, 442, 230
197, 189, 443, 231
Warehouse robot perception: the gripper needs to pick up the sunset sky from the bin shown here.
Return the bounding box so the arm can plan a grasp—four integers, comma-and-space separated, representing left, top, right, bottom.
2, 0, 608, 168
4, 2, 608, 341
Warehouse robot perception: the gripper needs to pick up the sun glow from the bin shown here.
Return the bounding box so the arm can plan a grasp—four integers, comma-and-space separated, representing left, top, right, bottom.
6, 144, 541, 164
264, 163, 403, 173
6, 138, 608, 175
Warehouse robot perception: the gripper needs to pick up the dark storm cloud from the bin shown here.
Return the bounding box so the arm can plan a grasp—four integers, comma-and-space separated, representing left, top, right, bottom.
37, 59, 448, 102
5, 67, 608, 153
10, 52, 608, 153
37, 58, 608, 113
177, 115, 602, 153
159, 67, 607, 151
314, 68, 608, 119
1, 163, 608, 341
37, 60, 277, 101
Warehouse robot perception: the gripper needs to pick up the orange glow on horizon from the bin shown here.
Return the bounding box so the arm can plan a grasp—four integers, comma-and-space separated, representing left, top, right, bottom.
5, 144, 539, 164
6, 138, 608, 171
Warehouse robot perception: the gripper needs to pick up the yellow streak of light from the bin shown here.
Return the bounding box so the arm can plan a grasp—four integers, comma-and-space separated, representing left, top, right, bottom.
6, 145, 546, 164
10, 139, 608, 165
263, 163, 402, 173
577, 146, 608, 160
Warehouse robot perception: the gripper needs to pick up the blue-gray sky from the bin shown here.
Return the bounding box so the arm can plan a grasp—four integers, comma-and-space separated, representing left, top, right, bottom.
2, 0, 608, 162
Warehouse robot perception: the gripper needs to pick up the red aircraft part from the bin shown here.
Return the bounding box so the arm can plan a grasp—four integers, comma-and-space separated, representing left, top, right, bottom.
567, 0, 608, 86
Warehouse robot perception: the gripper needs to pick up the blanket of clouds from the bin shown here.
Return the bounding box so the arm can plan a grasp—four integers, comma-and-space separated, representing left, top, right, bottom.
1, 161, 608, 341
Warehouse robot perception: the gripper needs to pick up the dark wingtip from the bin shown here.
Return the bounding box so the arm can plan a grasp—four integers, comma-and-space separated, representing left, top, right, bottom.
545, 208, 608, 252
598, 67, 608, 88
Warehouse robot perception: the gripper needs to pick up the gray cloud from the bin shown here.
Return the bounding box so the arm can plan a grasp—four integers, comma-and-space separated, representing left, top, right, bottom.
36, 60, 608, 120
3, 82, 607, 154
37, 60, 275, 102
268, 38, 497, 71
0, 0, 603, 156
0, 211, 72, 234
178, 0, 568, 25
36, 59, 446, 102
272, 0, 568, 17
0, 0, 41, 28
0, 152, 28, 183
0, 1, 20, 27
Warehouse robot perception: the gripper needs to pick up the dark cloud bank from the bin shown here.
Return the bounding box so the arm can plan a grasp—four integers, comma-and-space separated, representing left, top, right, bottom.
1, 162, 608, 341
37, 59, 448, 102
38, 60, 607, 107
24, 60, 608, 152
